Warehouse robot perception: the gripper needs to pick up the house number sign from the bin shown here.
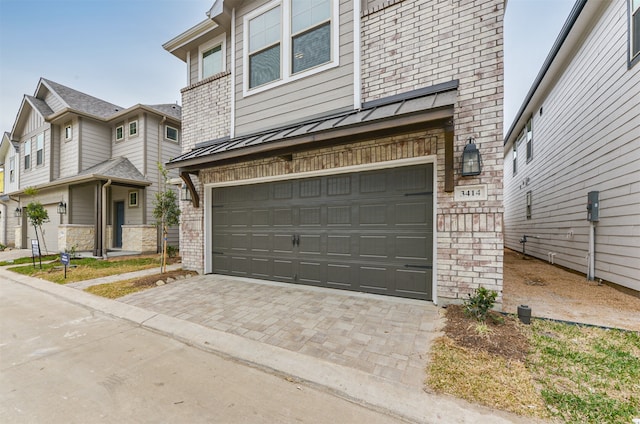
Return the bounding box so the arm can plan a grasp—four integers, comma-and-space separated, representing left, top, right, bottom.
454, 184, 488, 202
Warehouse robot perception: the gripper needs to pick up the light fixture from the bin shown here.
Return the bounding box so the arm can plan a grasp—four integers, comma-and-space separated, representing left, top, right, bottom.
57, 201, 67, 215
181, 184, 192, 202
14, 207, 22, 217
461, 138, 482, 176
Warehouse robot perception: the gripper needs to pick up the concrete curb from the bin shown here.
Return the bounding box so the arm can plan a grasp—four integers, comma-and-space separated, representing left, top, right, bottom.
1, 268, 537, 424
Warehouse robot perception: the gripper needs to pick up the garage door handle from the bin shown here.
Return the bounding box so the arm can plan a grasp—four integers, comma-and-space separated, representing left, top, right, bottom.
292, 235, 300, 246
404, 264, 432, 269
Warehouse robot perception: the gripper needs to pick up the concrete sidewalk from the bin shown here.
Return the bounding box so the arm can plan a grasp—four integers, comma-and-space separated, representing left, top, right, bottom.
0, 263, 539, 423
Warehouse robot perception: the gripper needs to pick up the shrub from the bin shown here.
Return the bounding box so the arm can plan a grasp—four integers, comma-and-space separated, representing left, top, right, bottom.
464, 286, 498, 322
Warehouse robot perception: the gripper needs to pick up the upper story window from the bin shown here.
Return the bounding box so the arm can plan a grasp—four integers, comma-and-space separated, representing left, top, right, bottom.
512, 144, 518, 176
116, 124, 124, 141
200, 35, 226, 80
129, 120, 138, 137
165, 125, 179, 142
244, 0, 339, 95
64, 123, 72, 140
525, 117, 533, 162
631, 0, 640, 66
24, 139, 31, 170
36, 133, 44, 166
9, 157, 15, 183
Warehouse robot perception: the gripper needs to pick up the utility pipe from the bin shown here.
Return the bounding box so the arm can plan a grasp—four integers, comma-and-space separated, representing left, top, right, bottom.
101, 179, 112, 259
587, 221, 595, 280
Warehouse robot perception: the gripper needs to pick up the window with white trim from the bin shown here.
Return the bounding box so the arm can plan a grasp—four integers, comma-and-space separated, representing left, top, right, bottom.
244, 0, 338, 94
116, 124, 124, 141
9, 157, 15, 183
64, 123, 72, 140
512, 144, 517, 176
631, 0, 640, 65
36, 133, 44, 166
129, 120, 138, 137
200, 35, 226, 80
24, 139, 31, 170
165, 125, 179, 142
526, 191, 532, 219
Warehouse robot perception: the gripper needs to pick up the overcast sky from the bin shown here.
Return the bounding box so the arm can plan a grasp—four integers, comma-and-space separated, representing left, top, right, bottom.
0, 0, 575, 136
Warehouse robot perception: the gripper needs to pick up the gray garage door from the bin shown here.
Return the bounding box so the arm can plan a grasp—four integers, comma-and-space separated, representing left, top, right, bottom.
211, 164, 433, 300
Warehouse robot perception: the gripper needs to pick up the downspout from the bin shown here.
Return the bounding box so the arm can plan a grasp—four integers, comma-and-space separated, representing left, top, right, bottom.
230, 7, 236, 138
158, 116, 167, 251
101, 179, 112, 259
353, 0, 362, 110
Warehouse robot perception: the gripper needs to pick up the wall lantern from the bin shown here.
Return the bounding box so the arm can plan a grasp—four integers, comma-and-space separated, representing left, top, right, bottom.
181, 184, 192, 202
57, 201, 67, 215
14, 207, 22, 217
461, 138, 482, 176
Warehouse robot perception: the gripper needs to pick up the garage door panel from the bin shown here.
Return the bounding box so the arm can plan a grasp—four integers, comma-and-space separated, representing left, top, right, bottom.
274, 260, 295, 281
395, 268, 431, 299
359, 235, 388, 258
327, 235, 351, 255
211, 164, 433, 300
251, 209, 270, 226
396, 236, 430, 261
298, 261, 323, 286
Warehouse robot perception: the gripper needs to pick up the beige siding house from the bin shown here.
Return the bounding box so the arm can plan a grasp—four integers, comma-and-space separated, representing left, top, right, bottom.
0, 79, 182, 255
164, 0, 505, 305
503, 0, 640, 292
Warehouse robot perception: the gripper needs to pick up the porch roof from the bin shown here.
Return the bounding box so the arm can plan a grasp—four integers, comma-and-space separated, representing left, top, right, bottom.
167, 80, 458, 171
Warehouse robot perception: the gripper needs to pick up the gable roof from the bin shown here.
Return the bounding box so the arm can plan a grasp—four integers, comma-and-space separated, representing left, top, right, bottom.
143, 104, 182, 121
76, 156, 150, 184
39, 78, 124, 119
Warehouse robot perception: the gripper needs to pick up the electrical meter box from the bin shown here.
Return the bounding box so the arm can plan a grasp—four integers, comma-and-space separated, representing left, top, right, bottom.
587, 191, 599, 221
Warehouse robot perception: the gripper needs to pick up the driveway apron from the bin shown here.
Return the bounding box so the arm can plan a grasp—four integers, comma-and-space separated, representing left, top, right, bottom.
119, 275, 443, 388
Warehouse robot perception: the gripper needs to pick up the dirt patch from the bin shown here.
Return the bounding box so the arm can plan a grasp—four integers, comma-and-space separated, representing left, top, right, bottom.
442, 305, 529, 362
128, 269, 198, 288
503, 248, 640, 331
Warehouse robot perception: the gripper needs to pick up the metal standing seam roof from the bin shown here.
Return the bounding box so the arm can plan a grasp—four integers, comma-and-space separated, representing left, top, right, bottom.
168, 80, 458, 169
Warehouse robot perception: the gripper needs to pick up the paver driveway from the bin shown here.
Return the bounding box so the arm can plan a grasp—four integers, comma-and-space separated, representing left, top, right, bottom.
120, 275, 443, 388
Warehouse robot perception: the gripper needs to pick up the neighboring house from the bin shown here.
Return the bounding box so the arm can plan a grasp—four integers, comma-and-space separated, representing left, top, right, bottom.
0, 79, 182, 255
163, 0, 505, 305
503, 0, 640, 292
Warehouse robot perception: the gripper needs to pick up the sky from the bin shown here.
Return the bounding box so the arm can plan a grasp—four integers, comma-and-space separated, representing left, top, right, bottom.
0, 0, 576, 136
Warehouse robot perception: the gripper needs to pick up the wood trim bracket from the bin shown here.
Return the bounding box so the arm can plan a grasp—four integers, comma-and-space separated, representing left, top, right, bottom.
180, 171, 200, 208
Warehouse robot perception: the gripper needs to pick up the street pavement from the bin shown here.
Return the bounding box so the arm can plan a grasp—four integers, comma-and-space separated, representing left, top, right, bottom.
0, 249, 539, 423
0, 278, 405, 423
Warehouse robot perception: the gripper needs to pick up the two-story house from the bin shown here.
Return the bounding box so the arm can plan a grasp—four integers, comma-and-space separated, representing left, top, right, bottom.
503, 0, 639, 293
164, 0, 505, 305
0, 78, 182, 255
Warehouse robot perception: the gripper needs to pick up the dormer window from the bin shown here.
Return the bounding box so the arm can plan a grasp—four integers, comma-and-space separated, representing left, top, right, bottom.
129, 120, 138, 137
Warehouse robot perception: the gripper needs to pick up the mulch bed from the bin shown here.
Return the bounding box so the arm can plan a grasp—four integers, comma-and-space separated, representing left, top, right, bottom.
442, 305, 530, 362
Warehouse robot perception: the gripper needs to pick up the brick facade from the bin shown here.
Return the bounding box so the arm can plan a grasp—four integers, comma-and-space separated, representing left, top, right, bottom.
176, 0, 504, 304
361, 0, 505, 302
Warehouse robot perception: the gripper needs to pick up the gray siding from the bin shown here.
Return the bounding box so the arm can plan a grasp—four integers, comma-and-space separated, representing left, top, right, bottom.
112, 115, 145, 173
59, 119, 80, 178
233, 0, 355, 136
19, 117, 51, 188
504, 0, 640, 291
70, 183, 96, 225
43, 90, 65, 113
80, 119, 111, 171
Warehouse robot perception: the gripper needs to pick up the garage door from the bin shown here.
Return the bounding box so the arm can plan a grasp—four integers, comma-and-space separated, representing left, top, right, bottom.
211, 164, 433, 300
26, 205, 59, 254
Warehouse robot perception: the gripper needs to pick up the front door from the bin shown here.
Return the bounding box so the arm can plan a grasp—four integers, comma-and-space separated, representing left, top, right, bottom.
115, 201, 124, 248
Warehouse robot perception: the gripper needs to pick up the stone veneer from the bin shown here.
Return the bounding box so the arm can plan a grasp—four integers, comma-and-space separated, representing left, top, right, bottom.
58, 225, 95, 252
122, 225, 157, 253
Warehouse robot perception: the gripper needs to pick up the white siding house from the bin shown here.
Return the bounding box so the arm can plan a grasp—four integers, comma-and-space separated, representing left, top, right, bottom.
503, 0, 640, 292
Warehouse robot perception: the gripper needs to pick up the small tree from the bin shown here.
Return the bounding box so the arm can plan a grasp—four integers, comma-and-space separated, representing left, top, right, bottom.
152, 164, 181, 273
23, 187, 50, 257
